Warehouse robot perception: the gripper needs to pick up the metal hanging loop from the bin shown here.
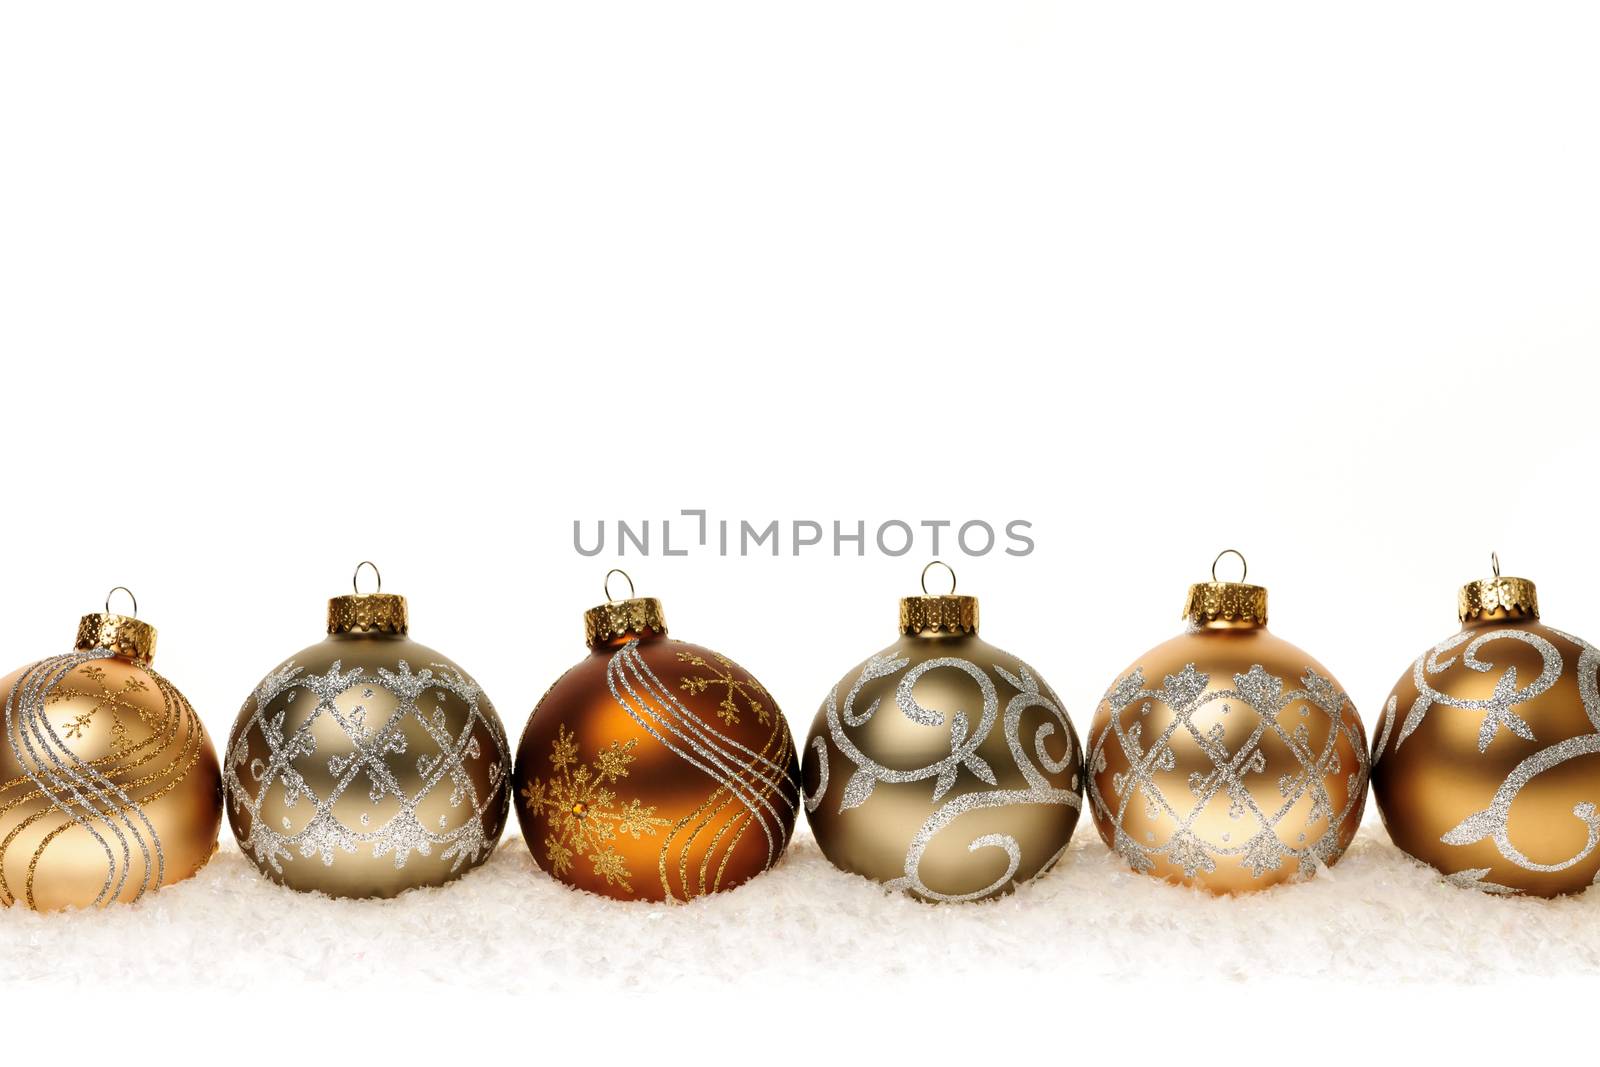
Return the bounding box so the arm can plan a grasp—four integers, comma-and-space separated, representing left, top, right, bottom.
921, 560, 958, 596
604, 568, 635, 603
105, 586, 138, 618
353, 561, 383, 595
1212, 549, 1248, 583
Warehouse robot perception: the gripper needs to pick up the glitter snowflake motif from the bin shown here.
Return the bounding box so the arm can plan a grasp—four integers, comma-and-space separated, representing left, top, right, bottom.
675, 651, 771, 726
521, 724, 669, 893
50, 663, 156, 749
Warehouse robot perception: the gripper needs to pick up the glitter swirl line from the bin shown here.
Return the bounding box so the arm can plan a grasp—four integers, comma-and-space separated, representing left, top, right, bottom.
1389, 628, 1564, 756
819, 652, 1083, 901
1, 650, 172, 909
5, 653, 126, 906
604, 643, 795, 880
881, 664, 1082, 901
1, 658, 204, 909
823, 655, 1003, 811
801, 736, 829, 813
661, 712, 794, 900
19, 651, 164, 905
616, 643, 795, 788
1431, 632, 1600, 887
1372, 695, 1397, 766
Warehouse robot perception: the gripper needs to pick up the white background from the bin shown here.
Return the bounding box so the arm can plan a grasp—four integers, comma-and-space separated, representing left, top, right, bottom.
2, 0, 1597, 1057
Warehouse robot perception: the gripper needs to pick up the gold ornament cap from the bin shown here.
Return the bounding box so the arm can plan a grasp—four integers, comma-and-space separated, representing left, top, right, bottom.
1458, 553, 1539, 622
74, 587, 157, 664
900, 561, 979, 636
327, 562, 409, 635
584, 569, 667, 647
1183, 550, 1268, 627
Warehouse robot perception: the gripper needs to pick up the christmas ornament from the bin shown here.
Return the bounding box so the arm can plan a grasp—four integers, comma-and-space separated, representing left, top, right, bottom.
802, 562, 1083, 903
513, 570, 800, 902
1372, 555, 1600, 896
1086, 551, 1368, 892
0, 588, 221, 912
224, 563, 510, 899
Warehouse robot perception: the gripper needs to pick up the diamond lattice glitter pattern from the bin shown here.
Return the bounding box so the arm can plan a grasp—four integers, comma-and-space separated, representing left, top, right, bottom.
224, 659, 508, 877
1086, 663, 1369, 884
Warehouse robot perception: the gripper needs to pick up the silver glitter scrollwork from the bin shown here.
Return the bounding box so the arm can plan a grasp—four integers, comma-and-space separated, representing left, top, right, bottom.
1379, 628, 1564, 759
820, 654, 1082, 903
1375, 627, 1600, 892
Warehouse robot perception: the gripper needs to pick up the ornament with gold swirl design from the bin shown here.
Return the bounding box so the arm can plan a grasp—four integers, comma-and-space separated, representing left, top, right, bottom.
0, 607, 221, 912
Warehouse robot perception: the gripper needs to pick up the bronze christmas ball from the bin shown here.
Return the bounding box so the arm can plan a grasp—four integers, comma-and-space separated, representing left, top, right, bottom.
513, 574, 800, 902
1372, 565, 1600, 896
0, 596, 221, 911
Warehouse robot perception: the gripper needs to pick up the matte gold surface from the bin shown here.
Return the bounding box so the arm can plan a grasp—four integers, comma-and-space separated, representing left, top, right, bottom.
514, 627, 799, 902
225, 629, 510, 899
1372, 608, 1600, 896
803, 620, 1084, 903
0, 627, 221, 912
1087, 615, 1367, 893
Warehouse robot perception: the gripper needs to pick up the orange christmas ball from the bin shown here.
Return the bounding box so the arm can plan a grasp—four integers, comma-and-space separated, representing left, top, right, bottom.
513, 573, 800, 902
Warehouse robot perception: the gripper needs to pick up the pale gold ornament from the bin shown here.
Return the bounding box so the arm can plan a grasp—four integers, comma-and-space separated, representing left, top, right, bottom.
803, 562, 1084, 903
1371, 557, 1600, 896
1086, 551, 1368, 893
0, 590, 222, 912
224, 563, 510, 899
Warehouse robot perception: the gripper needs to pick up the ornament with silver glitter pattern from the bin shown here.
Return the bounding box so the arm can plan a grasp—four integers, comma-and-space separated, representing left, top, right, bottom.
223, 563, 510, 899
802, 562, 1084, 903
1371, 554, 1600, 896
1085, 550, 1368, 893
0, 588, 223, 912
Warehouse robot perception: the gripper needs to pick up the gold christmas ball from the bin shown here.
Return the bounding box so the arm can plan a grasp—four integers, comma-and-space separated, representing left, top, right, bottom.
802, 563, 1084, 903
224, 565, 510, 898
0, 594, 222, 911
513, 572, 800, 902
1371, 564, 1600, 896
1086, 553, 1368, 893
